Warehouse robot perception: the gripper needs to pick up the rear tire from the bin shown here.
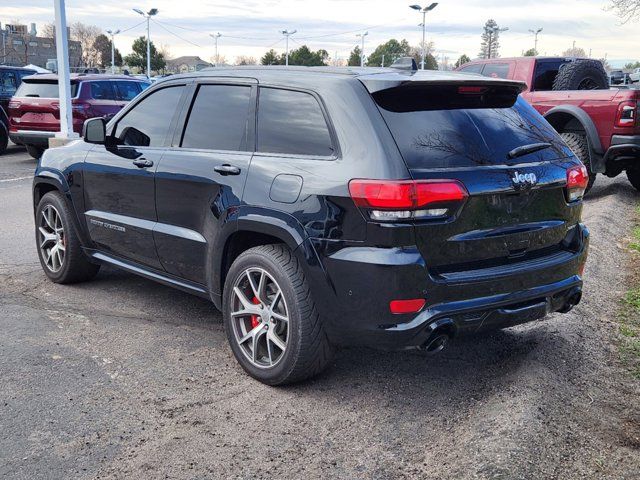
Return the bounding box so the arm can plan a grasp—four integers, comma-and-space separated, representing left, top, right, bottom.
26, 145, 44, 159
0, 125, 8, 155
626, 168, 640, 191
35, 191, 100, 284
560, 132, 596, 194
223, 244, 333, 385
552, 60, 609, 91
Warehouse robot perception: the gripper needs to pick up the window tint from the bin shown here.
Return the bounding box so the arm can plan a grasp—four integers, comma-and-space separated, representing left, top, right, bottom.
481, 63, 510, 79
1, 71, 17, 94
257, 88, 333, 156
458, 64, 483, 74
374, 90, 569, 169
181, 84, 251, 151
114, 85, 185, 147
14, 80, 79, 98
115, 81, 141, 101
89, 81, 116, 100
532, 60, 570, 91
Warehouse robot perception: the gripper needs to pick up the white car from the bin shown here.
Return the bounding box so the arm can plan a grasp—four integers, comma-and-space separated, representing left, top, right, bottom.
630, 68, 640, 83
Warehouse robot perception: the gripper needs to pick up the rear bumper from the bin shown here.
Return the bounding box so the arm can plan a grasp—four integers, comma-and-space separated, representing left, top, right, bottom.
310, 223, 589, 349
9, 130, 55, 147
604, 135, 640, 163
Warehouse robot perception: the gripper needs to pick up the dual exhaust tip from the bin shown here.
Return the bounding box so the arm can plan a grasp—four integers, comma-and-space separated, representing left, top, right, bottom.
418, 287, 583, 354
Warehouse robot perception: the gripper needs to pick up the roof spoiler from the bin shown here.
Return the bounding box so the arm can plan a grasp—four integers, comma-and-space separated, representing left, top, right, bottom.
389, 57, 418, 71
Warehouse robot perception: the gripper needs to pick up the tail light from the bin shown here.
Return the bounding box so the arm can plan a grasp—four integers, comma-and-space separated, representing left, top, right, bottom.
566, 164, 589, 202
349, 179, 468, 222
7, 100, 21, 110
615, 100, 637, 128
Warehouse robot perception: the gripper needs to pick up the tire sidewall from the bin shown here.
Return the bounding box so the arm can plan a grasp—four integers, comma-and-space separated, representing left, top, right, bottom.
35, 192, 76, 282
223, 249, 304, 384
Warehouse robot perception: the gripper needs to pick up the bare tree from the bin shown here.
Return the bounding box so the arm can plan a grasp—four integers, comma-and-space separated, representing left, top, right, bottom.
158, 44, 173, 61
608, 0, 640, 23
235, 55, 257, 65
71, 22, 101, 67
562, 46, 587, 57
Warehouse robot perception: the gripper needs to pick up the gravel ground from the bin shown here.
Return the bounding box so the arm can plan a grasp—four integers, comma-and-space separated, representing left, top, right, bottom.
1, 145, 639, 479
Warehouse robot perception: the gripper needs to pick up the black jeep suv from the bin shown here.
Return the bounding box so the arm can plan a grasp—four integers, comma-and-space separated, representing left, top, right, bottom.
33, 66, 589, 385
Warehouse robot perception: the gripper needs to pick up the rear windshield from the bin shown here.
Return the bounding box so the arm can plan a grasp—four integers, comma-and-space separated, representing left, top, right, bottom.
15, 80, 78, 98
373, 84, 570, 169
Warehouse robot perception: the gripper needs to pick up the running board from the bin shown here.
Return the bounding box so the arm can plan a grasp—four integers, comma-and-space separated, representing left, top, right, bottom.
88, 250, 210, 298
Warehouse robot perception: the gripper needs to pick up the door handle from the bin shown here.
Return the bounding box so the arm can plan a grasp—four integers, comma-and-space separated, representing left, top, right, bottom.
214, 164, 241, 176
133, 158, 154, 168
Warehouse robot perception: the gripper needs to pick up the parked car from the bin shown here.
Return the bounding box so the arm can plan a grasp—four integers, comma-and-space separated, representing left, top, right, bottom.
8, 74, 150, 158
630, 68, 640, 83
0, 65, 37, 155
609, 70, 632, 85
33, 66, 589, 385
457, 57, 640, 191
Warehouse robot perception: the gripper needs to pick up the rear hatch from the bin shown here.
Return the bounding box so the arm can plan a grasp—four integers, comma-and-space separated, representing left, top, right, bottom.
363, 74, 582, 278
9, 77, 79, 131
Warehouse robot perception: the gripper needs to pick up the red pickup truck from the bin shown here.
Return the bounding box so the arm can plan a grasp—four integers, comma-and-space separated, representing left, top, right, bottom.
456, 57, 640, 191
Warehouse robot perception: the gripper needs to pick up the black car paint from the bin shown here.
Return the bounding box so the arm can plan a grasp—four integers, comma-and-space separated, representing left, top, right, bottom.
33, 67, 589, 349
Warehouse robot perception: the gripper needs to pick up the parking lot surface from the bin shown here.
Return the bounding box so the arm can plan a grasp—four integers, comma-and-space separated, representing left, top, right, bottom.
1, 144, 639, 479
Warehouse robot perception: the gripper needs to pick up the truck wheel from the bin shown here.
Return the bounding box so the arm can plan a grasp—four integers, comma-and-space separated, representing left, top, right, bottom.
0, 126, 8, 155
223, 244, 333, 385
560, 132, 596, 193
35, 191, 100, 284
552, 60, 609, 91
26, 145, 45, 159
626, 168, 640, 192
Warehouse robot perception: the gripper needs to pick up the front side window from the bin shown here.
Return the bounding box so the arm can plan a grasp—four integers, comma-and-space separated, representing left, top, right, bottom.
481, 63, 510, 79
458, 64, 483, 74
257, 88, 334, 157
89, 81, 116, 100
114, 81, 142, 101
181, 84, 252, 151
114, 85, 185, 147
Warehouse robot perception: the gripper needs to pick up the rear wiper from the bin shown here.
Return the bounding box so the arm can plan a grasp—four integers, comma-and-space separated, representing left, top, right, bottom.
25, 94, 40, 97
507, 142, 552, 160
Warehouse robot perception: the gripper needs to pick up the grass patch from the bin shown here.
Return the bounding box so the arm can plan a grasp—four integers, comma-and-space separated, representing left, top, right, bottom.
618, 208, 640, 379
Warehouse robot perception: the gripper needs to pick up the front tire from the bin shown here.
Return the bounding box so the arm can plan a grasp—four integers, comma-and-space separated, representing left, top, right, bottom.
35, 191, 100, 284
626, 168, 640, 191
223, 244, 333, 385
560, 132, 596, 194
26, 145, 44, 159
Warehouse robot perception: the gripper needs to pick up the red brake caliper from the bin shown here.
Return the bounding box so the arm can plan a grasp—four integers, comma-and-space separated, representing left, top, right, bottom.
250, 296, 261, 329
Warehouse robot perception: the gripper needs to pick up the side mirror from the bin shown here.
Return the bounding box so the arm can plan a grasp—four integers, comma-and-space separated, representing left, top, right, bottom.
83, 117, 106, 144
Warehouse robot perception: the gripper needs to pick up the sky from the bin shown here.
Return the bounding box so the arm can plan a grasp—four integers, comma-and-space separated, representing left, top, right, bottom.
1, 0, 638, 68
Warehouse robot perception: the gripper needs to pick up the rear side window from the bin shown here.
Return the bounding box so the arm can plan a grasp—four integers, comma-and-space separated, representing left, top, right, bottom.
14, 80, 79, 98
114, 81, 142, 101
1, 71, 17, 94
114, 85, 185, 147
532, 60, 571, 91
374, 85, 569, 169
257, 88, 334, 157
458, 64, 483, 74
88, 81, 116, 100
181, 84, 251, 151
481, 63, 510, 79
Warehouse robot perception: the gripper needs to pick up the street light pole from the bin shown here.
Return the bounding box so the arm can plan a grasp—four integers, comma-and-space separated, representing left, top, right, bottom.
486, 26, 508, 59
209, 33, 221, 66
410, 3, 438, 70
280, 29, 297, 66
133, 8, 158, 78
528, 28, 543, 54
356, 31, 368, 67
53, 0, 76, 140
106, 29, 120, 74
